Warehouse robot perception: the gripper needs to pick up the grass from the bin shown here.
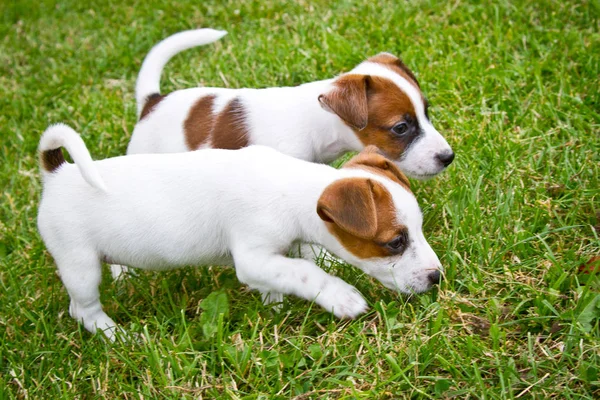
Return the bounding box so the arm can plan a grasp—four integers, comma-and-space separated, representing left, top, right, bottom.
1, 0, 599, 398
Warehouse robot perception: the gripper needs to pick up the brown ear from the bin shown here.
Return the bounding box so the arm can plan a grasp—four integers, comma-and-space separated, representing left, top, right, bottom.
318, 74, 370, 130
344, 146, 411, 190
317, 178, 378, 239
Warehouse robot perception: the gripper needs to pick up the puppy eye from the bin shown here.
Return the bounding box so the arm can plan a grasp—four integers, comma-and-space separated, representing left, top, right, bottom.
391, 122, 408, 136
387, 235, 407, 251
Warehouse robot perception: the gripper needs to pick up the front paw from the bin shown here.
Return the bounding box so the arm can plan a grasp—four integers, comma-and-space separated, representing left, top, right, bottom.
317, 278, 368, 319
261, 291, 284, 312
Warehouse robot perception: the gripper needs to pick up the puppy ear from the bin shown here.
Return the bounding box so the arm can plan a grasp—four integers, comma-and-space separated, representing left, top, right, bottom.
344, 146, 411, 190
318, 74, 370, 130
317, 178, 377, 239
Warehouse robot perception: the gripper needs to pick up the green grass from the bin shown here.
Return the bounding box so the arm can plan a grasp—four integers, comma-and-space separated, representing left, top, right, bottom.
1, 0, 599, 398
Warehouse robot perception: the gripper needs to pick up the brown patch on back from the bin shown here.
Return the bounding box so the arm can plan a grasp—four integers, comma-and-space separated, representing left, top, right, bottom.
368, 52, 421, 89
212, 98, 250, 150
344, 146, 411, 192
183, 96, 250, 151
40, 148, 65, 172
139, 93, 165, 120
184, 95, 216, 150
317, 178, 405, 259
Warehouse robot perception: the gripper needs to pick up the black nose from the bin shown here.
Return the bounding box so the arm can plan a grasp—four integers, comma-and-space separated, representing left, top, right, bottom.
435, 151, 455, 167
427, 270, 442, 285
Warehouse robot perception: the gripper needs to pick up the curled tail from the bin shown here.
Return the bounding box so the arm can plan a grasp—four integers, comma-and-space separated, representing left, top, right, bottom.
135, 28, 228, 118
39, 124, 107, 191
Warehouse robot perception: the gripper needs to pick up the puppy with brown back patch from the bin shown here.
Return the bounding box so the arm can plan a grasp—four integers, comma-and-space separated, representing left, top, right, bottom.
38, 125, 442, 341
128, 29, 454, 179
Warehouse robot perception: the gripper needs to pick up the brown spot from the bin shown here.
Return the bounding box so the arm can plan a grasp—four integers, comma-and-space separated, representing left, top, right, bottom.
184, 95, 216, 150
344, 146, 411, 192
40, 148, 65, 172
460, 313, 491, 335
211, 98, 250, 150
545, 183, 565, 197
139, 93, 165, 120
320, 74, 421, 161
317, 178, 405, 259
578, 256, 600, 274
368, 52, 421, 89
550, 321, 562, 335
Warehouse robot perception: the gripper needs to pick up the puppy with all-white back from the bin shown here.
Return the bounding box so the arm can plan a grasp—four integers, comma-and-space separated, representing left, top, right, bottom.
38, 124, 443, 340
128, 29, 454, 179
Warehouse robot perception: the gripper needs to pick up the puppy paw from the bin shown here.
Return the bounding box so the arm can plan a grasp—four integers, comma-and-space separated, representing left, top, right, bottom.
111, 327, 142, 344
261, 291, 284, 312
98, 324, 129, 343
317, 278, 368, 319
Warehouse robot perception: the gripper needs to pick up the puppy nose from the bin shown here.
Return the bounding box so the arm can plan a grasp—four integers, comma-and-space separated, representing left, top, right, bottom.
435, 151, 455, 167
427, 270, 442, 285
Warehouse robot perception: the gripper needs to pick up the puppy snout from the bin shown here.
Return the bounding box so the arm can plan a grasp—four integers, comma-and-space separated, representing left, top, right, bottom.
435, 151, 455, 167
427, 270, 442, 285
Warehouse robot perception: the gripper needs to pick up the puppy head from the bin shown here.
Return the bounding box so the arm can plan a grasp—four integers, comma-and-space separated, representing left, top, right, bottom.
318, 52, 454, 180
317, 149, 442, 293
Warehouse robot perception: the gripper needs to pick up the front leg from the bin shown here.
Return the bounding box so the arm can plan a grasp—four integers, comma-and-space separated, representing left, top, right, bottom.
233, 250, 367, 319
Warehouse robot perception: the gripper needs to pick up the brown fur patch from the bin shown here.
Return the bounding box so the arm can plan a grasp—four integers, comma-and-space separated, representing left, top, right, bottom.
368, 53, 421, 89
212, 98, 250, 150
317, 178, 405, 259
41, 148, 65, 172
139, 93, 165, 120
184, 95, 216, 150
357, 76, 418, 160
344, 146, 411, 192
318, 75, 369, 130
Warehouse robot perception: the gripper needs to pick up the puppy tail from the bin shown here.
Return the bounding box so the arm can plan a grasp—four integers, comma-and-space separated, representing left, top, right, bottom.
135, 28, 228, 118
39, 124, 107, 191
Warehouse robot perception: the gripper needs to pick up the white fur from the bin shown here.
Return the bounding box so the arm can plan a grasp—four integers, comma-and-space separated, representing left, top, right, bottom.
127, 29, 453, 177
38, 125, 442, 340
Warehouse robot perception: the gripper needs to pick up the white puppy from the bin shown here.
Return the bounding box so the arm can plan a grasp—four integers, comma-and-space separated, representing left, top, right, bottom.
38, 124, 442, 340
127, 29, 454, 179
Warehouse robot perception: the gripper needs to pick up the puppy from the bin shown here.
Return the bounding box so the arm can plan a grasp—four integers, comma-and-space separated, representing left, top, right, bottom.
38, 124, 443, 340
127, 29, 454, 179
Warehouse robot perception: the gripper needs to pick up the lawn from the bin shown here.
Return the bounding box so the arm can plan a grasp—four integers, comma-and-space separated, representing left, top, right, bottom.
1, 0, 599, 398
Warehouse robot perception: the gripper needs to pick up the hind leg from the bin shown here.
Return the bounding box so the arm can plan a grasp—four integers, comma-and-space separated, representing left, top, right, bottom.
56, 250, 119, 341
